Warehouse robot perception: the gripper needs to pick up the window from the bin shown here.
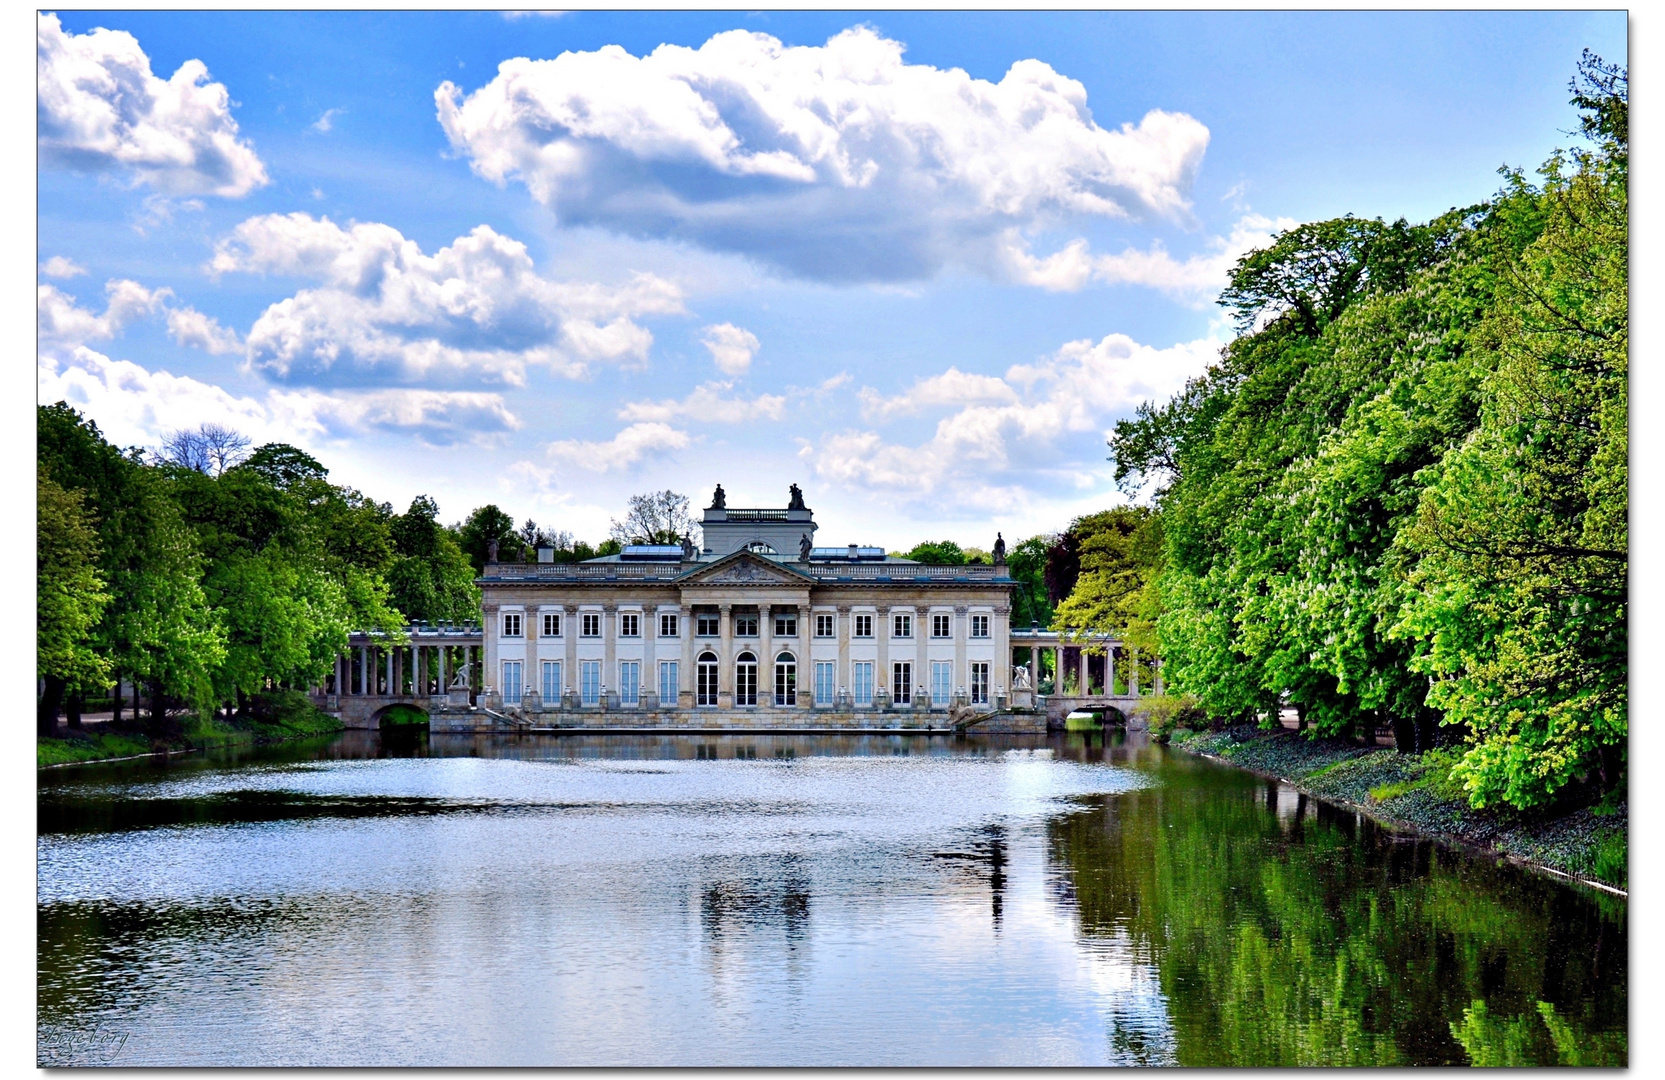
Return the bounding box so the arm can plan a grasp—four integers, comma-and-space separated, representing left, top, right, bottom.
541, 660, 561, 701
502, 660, 523, 700
697, 651, 719, 706
502, 612, 523, 638
619, 612, 640, 638
580, 661, 601, 705
697, 611, 720, 637
971, 614, 990, 639
542, 612, 561, 638
815, 613, 835, 638
854, 614, 873, 638
659, 660, 679, 703
931, 660, 952, 703
971, 662, 990, 705
774, 612, 797, 637
735, 651, 758, 706
853, 661, 874, 707
619, 661, 640, 706
660, 613, 678, 638
814, 661, 835, 703
892, 613, 912, 639
892, 662, 913, 704
582, 613, 601, 638
932, 614, 951, 639
774, 652, 797, 705
734, 611, 759, 636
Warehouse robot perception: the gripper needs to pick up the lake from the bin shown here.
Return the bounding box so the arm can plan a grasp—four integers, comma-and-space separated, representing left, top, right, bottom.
37, 730, 1626, 1066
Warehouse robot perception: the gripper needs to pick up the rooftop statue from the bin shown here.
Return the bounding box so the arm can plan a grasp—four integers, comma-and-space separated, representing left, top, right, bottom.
681, 533, 697, 559
993, 532, 1006, 564
799, 532, 813, 562
486, 538, 499, 564
710, 483, 726, 510
788, 483, 806, 511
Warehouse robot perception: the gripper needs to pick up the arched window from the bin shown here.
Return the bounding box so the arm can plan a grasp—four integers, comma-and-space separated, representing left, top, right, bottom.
774, 651, 797, 706
745, 541, 776, 554
697, 651, 719, 707
735, 650, 758, 706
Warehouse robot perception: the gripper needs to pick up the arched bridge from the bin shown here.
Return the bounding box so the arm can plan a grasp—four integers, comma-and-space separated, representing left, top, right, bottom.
309, 624, 483, 729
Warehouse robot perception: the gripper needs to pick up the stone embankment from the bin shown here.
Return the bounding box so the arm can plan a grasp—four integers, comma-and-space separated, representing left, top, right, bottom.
1168, 726, 1627, 895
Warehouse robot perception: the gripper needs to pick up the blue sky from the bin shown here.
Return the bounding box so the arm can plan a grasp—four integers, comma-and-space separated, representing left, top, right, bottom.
36, 9, 1626, 549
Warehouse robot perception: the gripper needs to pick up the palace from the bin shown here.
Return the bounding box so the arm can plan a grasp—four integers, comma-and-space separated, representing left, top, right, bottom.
469, 484, 1024, 729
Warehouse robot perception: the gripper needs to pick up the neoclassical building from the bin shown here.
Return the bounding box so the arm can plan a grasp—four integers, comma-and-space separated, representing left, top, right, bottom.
474, 485, 1018, 725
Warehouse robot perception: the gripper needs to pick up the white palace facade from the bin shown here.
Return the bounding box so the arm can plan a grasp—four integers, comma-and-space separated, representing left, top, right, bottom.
471, 485, 1020, 727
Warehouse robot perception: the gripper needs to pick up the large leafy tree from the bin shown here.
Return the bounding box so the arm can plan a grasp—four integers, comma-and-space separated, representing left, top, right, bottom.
37, 467, 111, 733
458, 504, 523, 570
608, 490, 698, 547
387, 495, 479, 623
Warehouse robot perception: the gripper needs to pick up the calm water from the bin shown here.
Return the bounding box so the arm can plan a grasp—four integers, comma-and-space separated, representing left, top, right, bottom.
38, 731, 1626, 1066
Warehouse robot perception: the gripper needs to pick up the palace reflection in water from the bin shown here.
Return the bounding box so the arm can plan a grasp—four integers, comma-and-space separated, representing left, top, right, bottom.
38, 731, 1624, 1066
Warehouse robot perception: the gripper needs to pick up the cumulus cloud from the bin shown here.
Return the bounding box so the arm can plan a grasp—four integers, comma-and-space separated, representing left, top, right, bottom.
618, 380, 785, 424
700, 322, 759, 374
270, 388, 520, 446
165, 305, 242, 354
209, 212, 686, 386
1000, 213, 1295, 302
37, 12, 268, 197
40, 255, 86, 279
37, 279, 168, 347
804, 332, 1223, 506
435, 26, 1210, 283
541, 422, 691, 471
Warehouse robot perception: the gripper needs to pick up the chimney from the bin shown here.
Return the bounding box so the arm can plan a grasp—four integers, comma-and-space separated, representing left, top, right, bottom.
848, 543, 859, 560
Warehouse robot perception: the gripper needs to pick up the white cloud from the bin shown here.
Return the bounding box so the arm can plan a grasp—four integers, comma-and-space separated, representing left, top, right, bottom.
40, 256, 86, 279
37, 279, 169, 347
999, 213, 1295, 302
270, 388, 520, 447
310, 108, 342, 133
37, 13, 268, 197
210, 213, 687, 386
804, 331, 1223, 507
165, 305, 242, 354
435, 26, 1209, 283
700, 322, 759, 374
541, 422, 691, 471
618, 380, 785, 424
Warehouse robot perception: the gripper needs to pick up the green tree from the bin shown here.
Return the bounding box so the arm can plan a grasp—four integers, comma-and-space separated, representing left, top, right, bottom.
900, 540, 966, 564
37, 468, 112, 734
387, 495, 479, 623
1052, 507, 1164, 654
458, 504, 522, 571
1007, 535, 1054, 628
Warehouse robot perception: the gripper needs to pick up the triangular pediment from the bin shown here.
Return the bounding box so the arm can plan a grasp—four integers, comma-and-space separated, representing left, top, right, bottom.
679, 550, 814, 586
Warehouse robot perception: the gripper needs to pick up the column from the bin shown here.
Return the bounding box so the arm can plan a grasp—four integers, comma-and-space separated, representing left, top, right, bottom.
1079, 647, 1089, 697
759, 603, 774, 705
678, 603, 694, 708
334, 654, 343, 697
356, 646, 365, 694
876, 606, 891, 699
1154, 657, 1164, 696
994, 604, 1010, 702
602, 604, 617, 701
915, 605, 930, 707
953, 605, 968, 704
394, 646, 403, 695
1129, 648, 1140, 697
644, 601, 658, 709
1052, 645, 1062, 693
1106, 642, 1116, 695
437, 643, 447, 692
797, 600, 810, 705
718, 602, 734, 706
563, 607, 577, 701
836, 605, 851, 707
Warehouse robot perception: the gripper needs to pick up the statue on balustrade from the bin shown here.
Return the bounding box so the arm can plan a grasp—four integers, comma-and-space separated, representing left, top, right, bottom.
992, 532, 1006, 564
710, 484, 726, 509
788, 483, 806, 510
799, 532, 813, 563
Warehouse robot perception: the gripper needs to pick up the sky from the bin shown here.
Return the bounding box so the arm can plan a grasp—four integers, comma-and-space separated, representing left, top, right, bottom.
35, 9, 1628, 550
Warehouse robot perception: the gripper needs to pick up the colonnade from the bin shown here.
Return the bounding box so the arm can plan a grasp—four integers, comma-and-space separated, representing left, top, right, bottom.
332, 641, 481, 697
1010, 636, 1163, 698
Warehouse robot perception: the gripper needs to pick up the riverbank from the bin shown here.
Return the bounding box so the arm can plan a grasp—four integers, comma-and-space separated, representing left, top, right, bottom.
38, 691, 345, 769
1167, 726, 1627, 894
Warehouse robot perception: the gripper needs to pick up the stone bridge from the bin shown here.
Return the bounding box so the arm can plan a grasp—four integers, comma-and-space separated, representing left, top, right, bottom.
312, 624, 484, 729
1009, 628, 1162, 729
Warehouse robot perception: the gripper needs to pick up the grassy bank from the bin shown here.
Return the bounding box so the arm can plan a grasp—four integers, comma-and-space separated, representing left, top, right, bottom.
39, 690, 345, 769
1168, 726, 1627, 893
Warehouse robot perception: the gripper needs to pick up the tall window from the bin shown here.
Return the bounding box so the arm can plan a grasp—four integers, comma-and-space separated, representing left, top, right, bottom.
735, 651, 758, 706
931, 660, 952, 703
970, 662, 990, 705
971, 614, 990, 639
619, 613, 640, 637
541, 659, 561, 701
502, 660, 523, 700
892, 613, 912, 639
659, 660, 679, 703
582, 613, 600, 638
697, 651, 719, 706
542, 612, 561, 638
854, 614, 873, 638
619, 661, 640, 706
660, 613, 678, 638
502, 612, 523, 638
774, 652, 796, 706
815, 613, 835, 638
580, 660, 601, 705
853, 661, 874, 707
774, 612, 797, 637
697, 611, 720, 637
932, 614, 951, 638
814, 661, 835, 703
734, 611, 759, 637
892, 662, 913, 704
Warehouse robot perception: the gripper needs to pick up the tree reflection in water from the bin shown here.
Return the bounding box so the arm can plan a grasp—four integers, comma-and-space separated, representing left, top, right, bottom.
1046, 749, 1626, 1066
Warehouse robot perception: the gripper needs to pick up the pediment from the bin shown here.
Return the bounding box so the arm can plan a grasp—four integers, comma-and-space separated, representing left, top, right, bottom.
679, 551, 814, 587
